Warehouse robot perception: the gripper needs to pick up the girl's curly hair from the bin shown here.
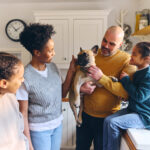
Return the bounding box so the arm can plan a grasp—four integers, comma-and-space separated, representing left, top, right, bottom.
0, 52, 21, 80
19, 23, 56, 55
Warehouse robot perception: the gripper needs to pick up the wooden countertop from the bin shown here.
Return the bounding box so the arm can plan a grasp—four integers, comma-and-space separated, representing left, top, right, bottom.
62, 98, 69, 102
123, 131, 136, 150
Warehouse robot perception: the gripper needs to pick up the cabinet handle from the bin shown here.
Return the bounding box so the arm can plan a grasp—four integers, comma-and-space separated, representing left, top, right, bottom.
64, 57, 67, 60
62, 108, 66, 111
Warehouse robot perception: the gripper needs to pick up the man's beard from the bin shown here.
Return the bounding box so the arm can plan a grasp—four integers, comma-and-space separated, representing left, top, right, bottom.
101, 46, 111, 56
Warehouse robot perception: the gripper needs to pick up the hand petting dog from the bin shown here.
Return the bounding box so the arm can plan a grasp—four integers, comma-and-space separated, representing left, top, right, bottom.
87, 65, 103, 81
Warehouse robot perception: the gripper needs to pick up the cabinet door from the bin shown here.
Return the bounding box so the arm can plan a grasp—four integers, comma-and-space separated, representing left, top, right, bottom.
74, 19, 104, 56
38, 19, 70, 68
62, 102, 76, 148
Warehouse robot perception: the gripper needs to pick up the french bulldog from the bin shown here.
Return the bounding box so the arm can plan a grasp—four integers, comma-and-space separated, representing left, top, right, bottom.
69, 45, 118, 127
69, 45, 100, 127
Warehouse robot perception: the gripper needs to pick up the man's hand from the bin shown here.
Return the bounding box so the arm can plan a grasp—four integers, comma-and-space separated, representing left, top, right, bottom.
80, 81, 96, 94
87, 65, 103, 81
120, 71, 128, 80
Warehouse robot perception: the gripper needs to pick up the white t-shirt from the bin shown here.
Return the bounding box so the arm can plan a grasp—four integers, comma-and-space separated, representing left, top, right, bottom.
0, 93, 28, 150
16, 66, 63, 131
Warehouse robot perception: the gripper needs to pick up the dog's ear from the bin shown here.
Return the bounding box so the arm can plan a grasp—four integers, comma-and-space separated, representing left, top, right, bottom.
80, 47, 83, 52
91, 45, 99, 56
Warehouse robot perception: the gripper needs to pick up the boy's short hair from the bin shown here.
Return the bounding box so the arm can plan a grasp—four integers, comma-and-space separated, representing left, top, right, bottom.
19, 23, 55, 55
136, 42, 150, 58
0, 52, 21, 80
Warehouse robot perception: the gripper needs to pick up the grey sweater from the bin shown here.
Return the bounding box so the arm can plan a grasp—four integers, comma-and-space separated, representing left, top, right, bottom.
24, 63, 62, 123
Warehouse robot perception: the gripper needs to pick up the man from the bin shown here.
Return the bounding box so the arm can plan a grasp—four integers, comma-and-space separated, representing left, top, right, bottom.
76, 26, 136, 150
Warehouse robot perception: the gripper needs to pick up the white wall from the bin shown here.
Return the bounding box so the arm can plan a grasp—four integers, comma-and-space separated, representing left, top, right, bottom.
0, 0, 140, 48
0, 0, 147, 73
138, 0, 150, 10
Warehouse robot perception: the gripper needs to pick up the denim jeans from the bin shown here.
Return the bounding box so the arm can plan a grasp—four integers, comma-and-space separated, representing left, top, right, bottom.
103, 108, 145, 150
76, 112, 104, 150
30, 123, 62, 150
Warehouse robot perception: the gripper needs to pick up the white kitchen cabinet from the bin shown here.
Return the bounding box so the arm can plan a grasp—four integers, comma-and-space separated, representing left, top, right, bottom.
73, 19, 104, 56
36, 19, 70, 67
61, 102, 76, 149
34, 10, 110, 68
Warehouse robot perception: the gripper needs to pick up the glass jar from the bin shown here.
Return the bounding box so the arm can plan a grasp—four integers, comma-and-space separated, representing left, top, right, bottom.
148, 9, 150, 25
139, 15, 148, 30
142, 9, 149, 25
135, 11, 142, 32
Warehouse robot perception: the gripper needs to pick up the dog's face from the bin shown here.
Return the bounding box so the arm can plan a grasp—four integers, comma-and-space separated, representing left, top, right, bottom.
76, 45, 99, 67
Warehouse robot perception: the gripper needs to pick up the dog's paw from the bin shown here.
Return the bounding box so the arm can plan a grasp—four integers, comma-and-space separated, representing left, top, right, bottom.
73, 103, 80, 108
74, 100, 80, 108
110, 76, 118, 82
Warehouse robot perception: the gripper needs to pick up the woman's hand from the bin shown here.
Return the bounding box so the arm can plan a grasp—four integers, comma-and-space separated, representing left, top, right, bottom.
68, 55, 76, 73
62, 55, 77, 98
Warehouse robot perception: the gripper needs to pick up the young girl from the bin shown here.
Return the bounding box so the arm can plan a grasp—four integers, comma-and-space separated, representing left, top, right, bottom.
16, 23, 76, 150
0, 52, 28, 150
103, 42, 150, 150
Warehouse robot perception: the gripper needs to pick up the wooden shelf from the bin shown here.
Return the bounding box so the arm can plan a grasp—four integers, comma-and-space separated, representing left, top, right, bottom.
132, 25, 150, 41
62, 98, 69, 102
132, 25, 150, 36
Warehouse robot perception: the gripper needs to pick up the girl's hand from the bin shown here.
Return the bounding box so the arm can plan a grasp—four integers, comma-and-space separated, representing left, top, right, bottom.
120, 71, 128, 80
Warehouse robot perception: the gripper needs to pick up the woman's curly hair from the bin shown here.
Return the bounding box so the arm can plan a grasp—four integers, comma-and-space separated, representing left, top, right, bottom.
0, 52, 21, 80
19, 23, 55, 55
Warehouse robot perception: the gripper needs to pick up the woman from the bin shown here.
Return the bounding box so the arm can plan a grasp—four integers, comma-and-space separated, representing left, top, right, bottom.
16, 23, 76, 150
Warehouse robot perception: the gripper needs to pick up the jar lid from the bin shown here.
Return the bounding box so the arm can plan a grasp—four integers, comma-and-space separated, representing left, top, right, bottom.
142, 9, 149, 14
136, 11, 142, 14
140, 15, 148, 20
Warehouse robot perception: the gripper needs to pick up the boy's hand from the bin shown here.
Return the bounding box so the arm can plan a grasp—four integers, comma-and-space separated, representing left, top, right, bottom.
118, 96, 128, 101
120, 71, 128, 80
